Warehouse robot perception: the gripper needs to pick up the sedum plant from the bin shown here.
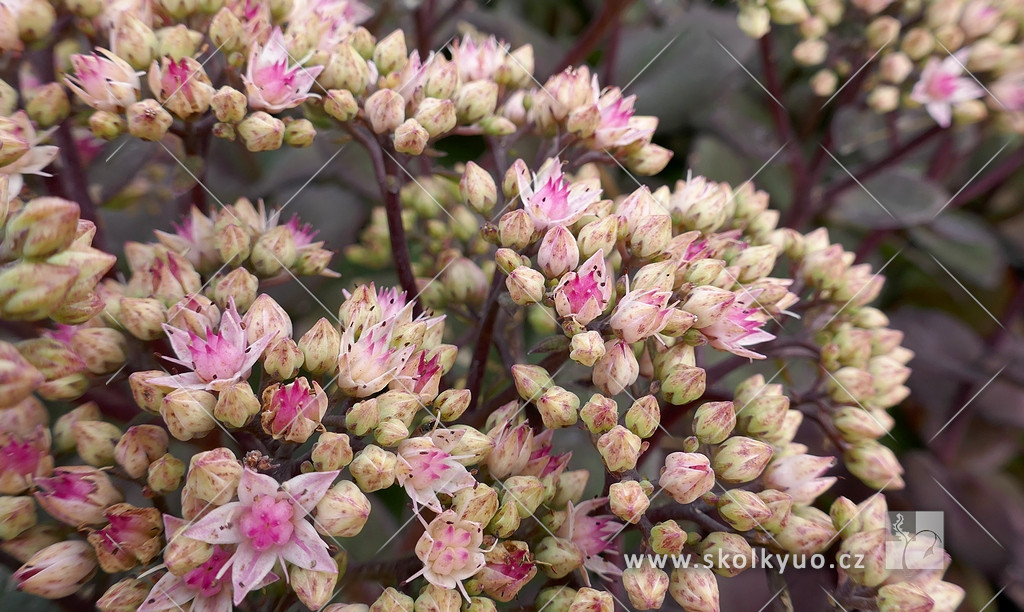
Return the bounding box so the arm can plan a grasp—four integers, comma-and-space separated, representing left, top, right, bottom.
0, 1, 969, 611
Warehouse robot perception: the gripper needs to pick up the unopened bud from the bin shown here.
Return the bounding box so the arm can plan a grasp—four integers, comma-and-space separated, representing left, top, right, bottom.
214, 268, 259, 311
839, 528, 889, 586
609, 480, 650, 524
669, 567, 720, 611
536, 386, 580, 429
692, 401, 736, 444
454, 81, 498, 124
487, 499, 521, 538
126, 99, 172, 141
161, 389, 217, 441
237, 111, 285, 152
535, 536, 584, 579
393, 119, 429, 155
315, 480, 371, 537
373, 30, 408, 76
365, 89, 406, 134
113, 425, 168, 478
625, 394, 660, 439
349, 445, 397, 492
717, 489, 772, 532
597, 425, 642, 472
712, 436, 773, 483
324, 89, 359, 122
73, 420, 122, 467
435, 388, 472, 421
146, 453, 185, 494
284, 118, 316, 148
13, 540, 97, 599
414, 97, 457, 138
96, 577, 149, 612
845, 440, 905, 489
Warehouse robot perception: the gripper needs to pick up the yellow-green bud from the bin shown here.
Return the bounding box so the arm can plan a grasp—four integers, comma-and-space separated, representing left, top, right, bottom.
609, 480, 650, 524
113, 425, 168, 478
26, 83, 69, 128
373, 30, 408, 76
454, 81, 498, 124
435, 388, 472, 421
0, 496, 37, 541
625, 394, 660, 439
393, 119, 428, 155
88, 110, 125, 140
237, 112, 285, 152
535, 536, 584, 579
536, 386, 580, 429
160, 388, 217, 441
364, 89, 405, 134
118, 297, 166, 340
712, 436, 773, 483
126, 99, 172, 141
501, 475, 546, 517
146, 453, 185, 494
284, 118, 316, 148
597, 425, 642, 472
349, 445, 397, 492
414, 97, 457, 138
669, 567, 719, 611
717, 489, 771, 532
692, 401, 735, 444
487, 499, 521, 538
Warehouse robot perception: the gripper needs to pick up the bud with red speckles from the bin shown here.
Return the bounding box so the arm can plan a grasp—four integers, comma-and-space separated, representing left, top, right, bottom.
659, 452, 715, 505
349, 444, 397, 492
712, 436, 773, 483
623, 562, 669, 610
160, 388, 217, 441
96, 578, 149, 612
13, 540, 97, 599
536, 386, 580, 429
0, 496, 37, 540
609, 480, 650, 524
669, 567, 719, 612
237, 111, 285, 152
844, 440, 905, 490
72, 420, 121, 467
185, 447, 241, 506
535, 536, 584, 579
592, 339, 639, 396
114, 425, 168, 479
315, 480, 371, 537
597, 425, 642, 472
147, 453, 185, 494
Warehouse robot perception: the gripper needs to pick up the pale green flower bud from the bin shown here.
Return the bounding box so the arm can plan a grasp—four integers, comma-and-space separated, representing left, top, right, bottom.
838, 528, 889, 586
212, 382, 259, 428
118, 298, 169, 342
712, 436, 772, 483
757, 489, 794, 533
624, 143, 673, 176
454, 81, 498, 124
453, 483, 499, 526
16, 0, 56, 42
423, 57, 458, 100
535, 536, 584, 579
322, 44, 371, 95
213, 268, 259, 311
537, 586, 578, 612
126, 99, 172, 141
502, 475, 546, 517
699, 531, 753, 577
0, 496, 37, 541
609, 480, 649, 524
597, 425, 642, 472
569, 589, 612, 612
511, 364, 553, 401
737, 4, 771, 38
208, 8, 243, 53
577, 216, 619, 259
536, 386, 580, 429
237, 112, 285, 152
324, 89, 358, 122
350, 445, 397, 492
365, 89, 405, 134
669, 567, 719, 611
498, 209, 535, 249
623, 563, 669, 610
284, 118, 316, 148
97, 577, 149, 612
487, 500, 521, 538
660, 365, 706, 406
393, 118, 428, 155
570, 331, 606, 368
113, 425, 167, 478
775, 506, 836, 554
625, 394, 660, 439
578, 393, 617, 434
161, 389, 217, 441
414, 97, 457, 138
373, 30, 408, 76
844, 440, 905, 489
315, 480, 370, 537
876, 583, 933, 612
692, 401, 735, 444
89, 110, 125, 140
460, 161, 497, 215
717, 489, 771, 532
291, 562, 340, 611
147, 453, 185, 494
0, 262, 78, 320
26, 83, 69, 128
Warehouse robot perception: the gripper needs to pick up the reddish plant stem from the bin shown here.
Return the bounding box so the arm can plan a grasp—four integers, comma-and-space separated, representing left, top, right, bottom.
413, 0, 436, 56
347, 125, 421, 312
554, 0, 636, 73
466, 272, 504, 413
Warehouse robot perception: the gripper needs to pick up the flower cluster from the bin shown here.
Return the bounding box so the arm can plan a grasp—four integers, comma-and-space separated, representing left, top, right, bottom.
0, 1, 965, 611
737, 0, 1024, 130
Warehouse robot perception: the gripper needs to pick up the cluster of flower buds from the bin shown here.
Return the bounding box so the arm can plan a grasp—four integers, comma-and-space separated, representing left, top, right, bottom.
737, 0, 1024, 130
830, 493, 965, 611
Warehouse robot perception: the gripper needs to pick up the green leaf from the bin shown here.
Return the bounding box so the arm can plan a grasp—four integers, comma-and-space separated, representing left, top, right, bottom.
909, 212, 1006, 290
829, 168, 949, 229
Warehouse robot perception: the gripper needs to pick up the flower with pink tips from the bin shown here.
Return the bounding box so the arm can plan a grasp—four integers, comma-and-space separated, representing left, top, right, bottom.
553, 250, 613, 327
449, 34, 507, 82
556, 497, 623, 580
592, 83, 655, 150
395, 437, 476, 512
139, 516, 278, 612
0, 111, 59, 201
150, 298, 276, 391
698, 289, 775, 359
64, 49, 143, 112
183, 468, 339, 606
762, 453, 837, 505
910, 51, 985, 128
409, 509, 487, 599
609, 283, 674, 344
243, 28, 324, 113
0, 425, 53, 494
337, 318, 416, 397
514, 158, 602, 231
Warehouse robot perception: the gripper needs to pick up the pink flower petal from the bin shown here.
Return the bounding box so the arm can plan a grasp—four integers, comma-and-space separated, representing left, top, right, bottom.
184, 503, 245, 544
191, 589, 233, 612
231, 542, 278, 605
280, 519, 335, 573
148, 372, 206, 390
163, 514, 187, 536
281, 470, 339, 518
238, 468, 280, 506
138, 572, 195, 612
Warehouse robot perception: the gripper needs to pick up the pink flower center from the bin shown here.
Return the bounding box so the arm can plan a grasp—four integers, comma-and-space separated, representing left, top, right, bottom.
928, 72, 959, 99
270, 383, 319, 432
533, 177, 572, 220
494, 549, 534, 580
188, 328, 246, 382
562, 270, 605, 312
40, 471, 94, 500
240, 496, 294, 551
183, 546, 233, 598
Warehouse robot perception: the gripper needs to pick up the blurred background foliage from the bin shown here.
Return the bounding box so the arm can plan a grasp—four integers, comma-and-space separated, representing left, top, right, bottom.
60, 0, 1024, 610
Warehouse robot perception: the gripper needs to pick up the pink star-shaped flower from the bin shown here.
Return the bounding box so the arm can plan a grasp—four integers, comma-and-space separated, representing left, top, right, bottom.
183, 468, 339, 605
